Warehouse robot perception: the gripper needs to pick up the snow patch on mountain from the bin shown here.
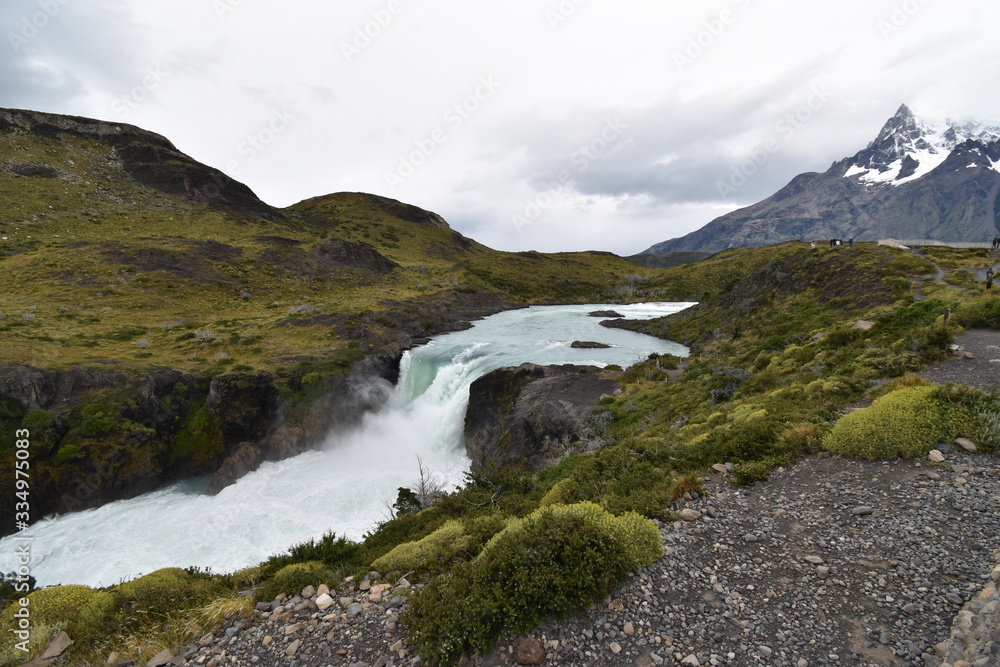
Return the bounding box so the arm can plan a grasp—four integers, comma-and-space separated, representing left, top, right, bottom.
845, 107, 1000, 187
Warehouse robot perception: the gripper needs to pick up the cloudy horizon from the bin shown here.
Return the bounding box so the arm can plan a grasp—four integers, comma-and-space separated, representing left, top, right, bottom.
2, 0, 999, 255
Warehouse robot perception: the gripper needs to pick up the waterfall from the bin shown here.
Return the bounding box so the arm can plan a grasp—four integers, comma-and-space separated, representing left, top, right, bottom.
0, 302, 693, 587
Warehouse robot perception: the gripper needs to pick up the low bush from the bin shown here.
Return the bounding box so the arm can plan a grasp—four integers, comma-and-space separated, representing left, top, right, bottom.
954, 299, 1000, 329
256, 561, 333, 602
823, 386, 944, 459
731, 454, 793, 486
371, 520, 473, 574
402, 502, 662, 664
0, 585, 114, 663
930, 384, 1000, 452
111, 568, 228, 632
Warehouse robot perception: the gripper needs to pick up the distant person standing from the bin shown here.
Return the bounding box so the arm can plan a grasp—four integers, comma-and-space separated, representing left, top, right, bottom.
848, 238, 854, 248
987, 267, 995, 290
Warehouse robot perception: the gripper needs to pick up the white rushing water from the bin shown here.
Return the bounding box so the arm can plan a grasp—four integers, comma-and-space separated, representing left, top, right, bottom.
1, 302, 693, 587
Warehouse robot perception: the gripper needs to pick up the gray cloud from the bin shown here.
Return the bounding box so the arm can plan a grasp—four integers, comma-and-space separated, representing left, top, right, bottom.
1, 0, 998, 255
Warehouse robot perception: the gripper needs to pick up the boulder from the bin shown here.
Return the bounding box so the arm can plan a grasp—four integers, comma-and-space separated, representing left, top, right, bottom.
515, 638, 546, 665
588, 310, 624, 318
40, 631, 74, 660
570, 341, 612, 349
955, 437, 978, 453
463, 364, 619, 470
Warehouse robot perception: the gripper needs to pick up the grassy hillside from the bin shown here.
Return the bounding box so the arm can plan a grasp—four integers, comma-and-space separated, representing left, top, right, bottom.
0, 114, 653, 373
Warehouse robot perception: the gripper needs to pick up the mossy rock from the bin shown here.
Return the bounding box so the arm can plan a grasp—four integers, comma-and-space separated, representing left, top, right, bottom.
257, 561, 332, 602
371, 520, 473, 574
822, 386, 944, 460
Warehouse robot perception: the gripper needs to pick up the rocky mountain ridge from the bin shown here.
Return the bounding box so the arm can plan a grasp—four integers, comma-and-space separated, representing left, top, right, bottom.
645, 105, 1000, 255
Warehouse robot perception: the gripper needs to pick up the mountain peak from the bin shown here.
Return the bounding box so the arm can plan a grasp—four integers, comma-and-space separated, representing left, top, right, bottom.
642, 104, 1000, 256
845, 106, 1000, 186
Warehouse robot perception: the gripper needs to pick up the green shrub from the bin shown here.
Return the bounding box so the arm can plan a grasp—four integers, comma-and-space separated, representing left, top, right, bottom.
257, 561, 333, 602
53, 445, 78, 465
460, 515, 509, 551
0, 585, 114, 657
371, 520, 473, 573
111, 568, 227, 630
954, 299, 1000, 329
731, 455, 793, 486
822, 386, 944, 459
866, 374, 931, 400
930, 384, 1000, 452
544, 445, 674, 520
402, 502, 662, 664
171, 406, 224, 465
688, 416, 784, 467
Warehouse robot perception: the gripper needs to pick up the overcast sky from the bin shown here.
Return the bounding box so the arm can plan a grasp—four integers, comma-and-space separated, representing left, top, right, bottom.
2, 0, 999, 254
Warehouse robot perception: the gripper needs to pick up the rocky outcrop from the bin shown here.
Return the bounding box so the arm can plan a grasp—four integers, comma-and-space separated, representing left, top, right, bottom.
0, 359, 395, 535
463, 364, 620, 471
570, 341, 612, 349
0, 108, 277, 218
205, 365, 394, 493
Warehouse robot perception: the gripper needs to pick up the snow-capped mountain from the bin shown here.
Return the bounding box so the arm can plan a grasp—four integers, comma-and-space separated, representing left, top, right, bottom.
643, 105, 1000, 255
844, 104, 1000, 186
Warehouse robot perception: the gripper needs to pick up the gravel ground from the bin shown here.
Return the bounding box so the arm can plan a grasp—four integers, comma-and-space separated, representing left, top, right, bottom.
919, 330, 1000, 392
165, 453, 999, 667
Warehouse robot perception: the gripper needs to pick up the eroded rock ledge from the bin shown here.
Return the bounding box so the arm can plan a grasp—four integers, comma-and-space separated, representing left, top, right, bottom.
0, 359, 394, 535
463, 363, 619, 471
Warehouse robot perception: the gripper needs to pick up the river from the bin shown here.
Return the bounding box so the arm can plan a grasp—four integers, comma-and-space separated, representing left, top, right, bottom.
0, 302, 693, 587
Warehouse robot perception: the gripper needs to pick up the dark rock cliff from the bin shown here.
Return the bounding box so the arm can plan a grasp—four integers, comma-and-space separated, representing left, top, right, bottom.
463, 364, 620, 471
0, 359, 395, 536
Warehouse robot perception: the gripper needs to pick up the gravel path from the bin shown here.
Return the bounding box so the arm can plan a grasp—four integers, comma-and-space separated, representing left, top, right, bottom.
919, 330, 1000, 392
166, 453, 999, 667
